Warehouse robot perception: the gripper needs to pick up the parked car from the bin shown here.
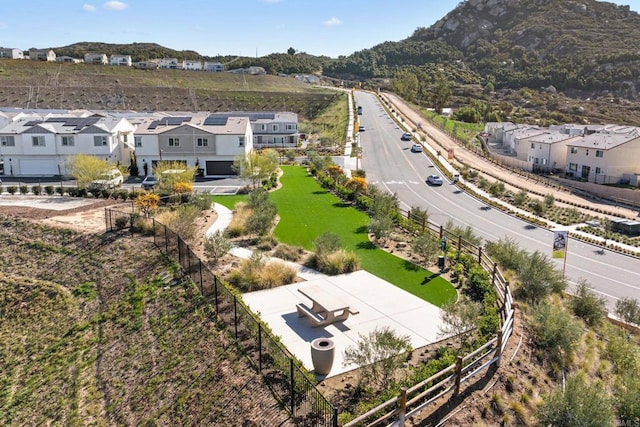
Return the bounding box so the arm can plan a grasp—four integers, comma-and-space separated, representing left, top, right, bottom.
426, 174, 444, 186
358, 125, 366, 132
411, 144, 423, 153
401, 132, 412, 141
90, 169, 124, 189
141, 175, 158, 190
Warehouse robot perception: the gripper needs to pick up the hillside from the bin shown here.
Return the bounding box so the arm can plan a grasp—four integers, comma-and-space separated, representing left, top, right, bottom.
0, 59, 339, 117
0, 213, 293, 425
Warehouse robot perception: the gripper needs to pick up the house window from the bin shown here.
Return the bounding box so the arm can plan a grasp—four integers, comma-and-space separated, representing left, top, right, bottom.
168, 137, 180, 147
585, 149, 589, 156
569, 163, 578, 171
238, 136, 245, 147
135, 136, 142, 147
32, 136, 45, 146
596, 150, 603, 158
61, 136, 74, 146
94, 136, 107, 146
570, 147, 578, 154
260, 124, 266, 131
272, 124, 278, 132
0, 136, 15, 146
197, 137, 208, 147
122, 134, 128, 143
531, 142, 535, 149
595, 167, 602, 174
286, 124, 296, 131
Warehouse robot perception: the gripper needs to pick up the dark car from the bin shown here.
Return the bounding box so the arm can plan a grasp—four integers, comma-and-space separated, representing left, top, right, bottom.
141, 175, 158, 190
426, 174, 444, 186
401, 132, 412, 141
358, 125, 365, 132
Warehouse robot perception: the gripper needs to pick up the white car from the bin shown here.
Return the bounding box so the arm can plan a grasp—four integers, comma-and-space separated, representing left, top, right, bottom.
426, 174, 444, 186
411, 144, 423, 152
91, 169, 124, 189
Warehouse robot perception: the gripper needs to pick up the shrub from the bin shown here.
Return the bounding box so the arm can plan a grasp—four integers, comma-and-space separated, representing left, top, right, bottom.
7, 186, 17, 194
44, 185, 55, 196
272, 243, 305, 262
19, 185, 29, 195
571, 280, 607, 326
114, 216, 129, 230
203, 230, 232, 265
529, 302, 582, 366
132, 216, 154, 235
513, 190, 528, 206
314, 249, 360, 275
544, 193, 555, 207
615, 297, 640, 325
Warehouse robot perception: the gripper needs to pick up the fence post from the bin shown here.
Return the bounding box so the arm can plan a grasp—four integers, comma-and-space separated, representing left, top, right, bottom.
164, 224, 168, 253
397, 388, 407, 427
439, 225, 443, 240
333, 407, 339, 427
198, 260, 204, 295
104, 208, 109, 232
477, 246, 482, 264
495, 330, 504, 368
214, 276, 219, 314
258, 323, 262, 373
233, 295, 238, 339
454, 356, 463, 395
492, 262, 497, 287
290, 358, 295, 417
457, 235, 462, 261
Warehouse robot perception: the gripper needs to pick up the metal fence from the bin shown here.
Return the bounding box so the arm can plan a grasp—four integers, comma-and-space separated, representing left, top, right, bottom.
105, 208, 338, 427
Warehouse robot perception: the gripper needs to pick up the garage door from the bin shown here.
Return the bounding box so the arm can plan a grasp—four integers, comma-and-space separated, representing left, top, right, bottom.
18, 159, 59, 176
205, 161, 235, 176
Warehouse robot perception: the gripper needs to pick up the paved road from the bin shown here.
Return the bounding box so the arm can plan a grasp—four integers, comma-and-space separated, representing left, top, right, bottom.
355, 91, 640, 311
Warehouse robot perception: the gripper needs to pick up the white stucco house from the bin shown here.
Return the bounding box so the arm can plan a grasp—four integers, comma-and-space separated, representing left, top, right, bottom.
84, 53, 108, 65
110, 55, 132, 66
204, 61, 224, 72
182, 60, 202, 71
0, 48, 24, 59
29, 49, 56, 61
565, 129, 640, 184
0, 116, 135, 176
159, 58, 180, 69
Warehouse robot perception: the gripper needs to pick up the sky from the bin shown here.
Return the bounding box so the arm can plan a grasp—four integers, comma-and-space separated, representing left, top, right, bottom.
2, 0, 640, 59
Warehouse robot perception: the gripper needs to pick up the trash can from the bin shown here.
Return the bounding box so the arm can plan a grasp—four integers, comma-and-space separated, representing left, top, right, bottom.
310, 338, 335, 376
438, 256, 446, 271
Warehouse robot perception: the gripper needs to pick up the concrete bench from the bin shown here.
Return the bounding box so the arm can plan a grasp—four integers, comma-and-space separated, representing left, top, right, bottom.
297, 303, 327, 328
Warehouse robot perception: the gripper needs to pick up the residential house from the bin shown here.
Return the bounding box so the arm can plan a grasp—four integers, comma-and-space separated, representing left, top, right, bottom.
133, 113, 253, 177
84, 53, 108, 65
159, 58, 180, 69
520, 132, 581, 172
565, 129, 640, 184
56, 56, 82, 63
204, 61, 224, 72
110, 55, 132, 66
0, 116, 135, 176
208, 112, 299, 149
503, 125, 546, 155
182, 60, 202, 71
0, 48, 24, 59
29, 49, 56, 61
133, 61, 159, 70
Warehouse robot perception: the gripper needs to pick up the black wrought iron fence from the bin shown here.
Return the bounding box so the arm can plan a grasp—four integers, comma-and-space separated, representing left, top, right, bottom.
104, 208, 338, 427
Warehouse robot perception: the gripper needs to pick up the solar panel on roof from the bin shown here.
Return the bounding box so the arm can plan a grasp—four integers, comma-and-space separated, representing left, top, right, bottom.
147, 116, 191, 129
203, 116, 228, 126
24, 120, 43, 126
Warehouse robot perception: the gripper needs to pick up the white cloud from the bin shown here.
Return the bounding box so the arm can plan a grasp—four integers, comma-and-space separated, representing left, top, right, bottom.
322, 17, 342, 27
82, 4, 96, 12
103, 1, 128, 10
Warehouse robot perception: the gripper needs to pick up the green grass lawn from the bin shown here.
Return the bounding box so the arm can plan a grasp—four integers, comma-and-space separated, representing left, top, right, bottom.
216, 166, 456, 306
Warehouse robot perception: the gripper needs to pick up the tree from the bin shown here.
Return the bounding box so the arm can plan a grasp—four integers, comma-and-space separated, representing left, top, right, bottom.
412, 232, 440, 265
438, 297, 482, 350
431, 73, 452, 114
368, 191, 399, 243
135, 193, 160, 217
536, 373, 614, 427
313, 232, 341, 256
287, 47, 296, 55
153, 160, 196, 194
512, 190, 528, 206
66, 154, 112, 187
571, 280, 606, 326
517, 250, 566, 303
204, 230, 232, 265
232, 149, 279, 188
245, 188, 277, 236
342, 326, 411, 391
485, 236, 527, 272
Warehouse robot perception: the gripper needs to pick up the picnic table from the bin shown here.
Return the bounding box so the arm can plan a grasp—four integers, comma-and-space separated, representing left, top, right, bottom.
296, 285, 359, 327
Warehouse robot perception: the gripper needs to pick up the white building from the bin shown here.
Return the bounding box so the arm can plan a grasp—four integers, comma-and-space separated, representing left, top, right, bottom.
204, 61, 224, 72
84, 53, 108, 65
159, 58, 180, 69
182, 60, 202, 71
0, 116, 135, 176
110, 55, 132, 67
29, 49, 56, 61
0, 48, 24, 59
